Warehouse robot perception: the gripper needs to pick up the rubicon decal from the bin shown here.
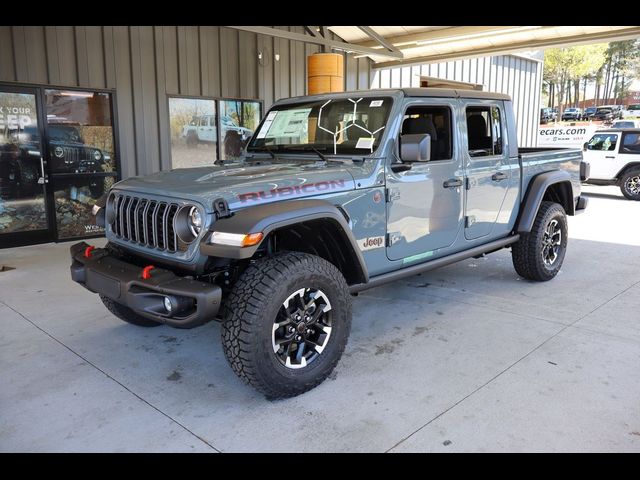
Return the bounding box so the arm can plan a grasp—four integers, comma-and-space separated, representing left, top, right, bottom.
238, 180, 347, 203
359, 236, 385, 251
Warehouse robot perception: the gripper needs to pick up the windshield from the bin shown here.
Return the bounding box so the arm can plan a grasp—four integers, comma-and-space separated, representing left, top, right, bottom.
248, 96, 393, 155
48, 125, 83, 143
597, 108, 612, 113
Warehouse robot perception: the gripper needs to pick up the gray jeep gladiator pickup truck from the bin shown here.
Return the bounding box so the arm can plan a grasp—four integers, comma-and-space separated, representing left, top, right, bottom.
70, 88, 589, 398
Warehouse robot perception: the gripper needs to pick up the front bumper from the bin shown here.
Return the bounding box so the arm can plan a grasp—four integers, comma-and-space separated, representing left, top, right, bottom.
69, 242, 222, 328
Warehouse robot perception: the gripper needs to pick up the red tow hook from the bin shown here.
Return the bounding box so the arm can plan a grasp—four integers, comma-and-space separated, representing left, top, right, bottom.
84, 245, 95, 258
141, 265, 155, 280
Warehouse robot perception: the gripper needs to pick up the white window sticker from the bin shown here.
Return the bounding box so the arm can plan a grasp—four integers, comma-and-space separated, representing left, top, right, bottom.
369, 100, 383, 107
256, 111, 278, 139
355, 137, 375, 149
263, 108, 312, 138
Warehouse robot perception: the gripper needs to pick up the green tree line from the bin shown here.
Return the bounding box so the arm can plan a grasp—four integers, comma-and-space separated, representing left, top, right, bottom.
543, 40, 640, 117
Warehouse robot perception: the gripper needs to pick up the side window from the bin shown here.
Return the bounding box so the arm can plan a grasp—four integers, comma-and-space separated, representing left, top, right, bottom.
466, 105, 503, 157
622, 133, 640, 154
400, 106, 452, 161
200, 116, 209, 127
587, 133, 618, 151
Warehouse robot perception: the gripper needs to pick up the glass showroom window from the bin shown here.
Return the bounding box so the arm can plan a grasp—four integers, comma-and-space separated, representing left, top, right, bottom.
45, 89, 118, 240
219, 99, 262, 160
168, 97, 218, 169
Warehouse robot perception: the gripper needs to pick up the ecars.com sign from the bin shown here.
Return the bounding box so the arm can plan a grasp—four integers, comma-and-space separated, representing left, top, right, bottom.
537, 125, 599, 148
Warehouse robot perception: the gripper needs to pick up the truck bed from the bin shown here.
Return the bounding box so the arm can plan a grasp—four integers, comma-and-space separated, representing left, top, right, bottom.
516, 147, 584, 205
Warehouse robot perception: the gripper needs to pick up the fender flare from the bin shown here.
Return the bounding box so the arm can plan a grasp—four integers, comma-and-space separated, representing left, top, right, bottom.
516, 170, 574, 234
199, 199, 369, 283
615, 162, 640, 180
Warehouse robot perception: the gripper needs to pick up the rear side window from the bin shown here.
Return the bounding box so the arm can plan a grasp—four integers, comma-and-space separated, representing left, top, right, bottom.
587, 133, 618, 151
622, 133, 640, 154
466, 106, 503, 157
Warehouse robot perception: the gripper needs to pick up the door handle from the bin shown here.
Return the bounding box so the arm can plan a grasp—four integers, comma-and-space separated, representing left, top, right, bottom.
443, 178, 462, 188
37, 157, 49, 184
605, 156, 615, 159
491, 172, 508, 181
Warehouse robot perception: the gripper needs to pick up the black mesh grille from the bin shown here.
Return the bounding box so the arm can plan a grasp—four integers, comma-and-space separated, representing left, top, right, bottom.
111, 194, 180, 253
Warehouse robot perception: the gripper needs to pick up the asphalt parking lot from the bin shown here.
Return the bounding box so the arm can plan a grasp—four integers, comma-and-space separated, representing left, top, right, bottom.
1, 185, 639, 452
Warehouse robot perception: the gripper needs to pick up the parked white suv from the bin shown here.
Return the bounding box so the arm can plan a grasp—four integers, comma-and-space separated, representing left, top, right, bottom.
182, 114, 252, 148
582, 129, 640, 200
622, 104, 640, 118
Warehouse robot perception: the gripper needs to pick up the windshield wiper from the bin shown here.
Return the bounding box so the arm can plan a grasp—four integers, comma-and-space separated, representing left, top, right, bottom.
246, 145, 278, 161
281, 145, 328, 162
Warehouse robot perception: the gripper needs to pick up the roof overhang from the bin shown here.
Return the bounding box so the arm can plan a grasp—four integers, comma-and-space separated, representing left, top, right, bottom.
326, 26, 640, 67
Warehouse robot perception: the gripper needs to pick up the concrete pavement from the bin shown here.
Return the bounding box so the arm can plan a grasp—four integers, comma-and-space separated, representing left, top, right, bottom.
1, 185, 639, 452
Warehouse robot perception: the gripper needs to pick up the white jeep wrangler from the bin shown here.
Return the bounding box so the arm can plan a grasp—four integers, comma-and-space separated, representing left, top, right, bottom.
582, 128, 640, 200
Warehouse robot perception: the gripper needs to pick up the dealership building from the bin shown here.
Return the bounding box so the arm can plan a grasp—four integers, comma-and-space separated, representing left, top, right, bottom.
1, 26, 638, 249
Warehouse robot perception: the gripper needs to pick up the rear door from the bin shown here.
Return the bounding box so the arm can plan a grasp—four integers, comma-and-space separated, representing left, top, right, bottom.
617, 131, 640, 174
461, 100, 516, 240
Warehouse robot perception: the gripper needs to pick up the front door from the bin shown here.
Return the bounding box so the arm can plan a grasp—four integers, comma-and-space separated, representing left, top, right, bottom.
583, 131, 620, 180
386, 100, 464, 262
0, 86, 52, 247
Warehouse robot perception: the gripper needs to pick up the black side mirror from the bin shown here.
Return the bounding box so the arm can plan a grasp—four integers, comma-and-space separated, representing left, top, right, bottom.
400, 133, 431, 162
583, 142, 589, 152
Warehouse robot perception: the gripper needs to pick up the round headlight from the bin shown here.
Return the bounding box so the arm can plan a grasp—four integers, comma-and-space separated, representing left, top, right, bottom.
54, 146, 64, 158
189, 206, 202, 236
93, 150, 102, 161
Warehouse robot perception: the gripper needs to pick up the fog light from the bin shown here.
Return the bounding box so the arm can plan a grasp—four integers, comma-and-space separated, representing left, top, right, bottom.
163, 297, 173, 313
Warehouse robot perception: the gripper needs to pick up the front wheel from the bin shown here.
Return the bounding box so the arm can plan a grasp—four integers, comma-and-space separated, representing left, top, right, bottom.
512, 201, 568, 281
221, 252, 352, 399
620, 169, 640, 200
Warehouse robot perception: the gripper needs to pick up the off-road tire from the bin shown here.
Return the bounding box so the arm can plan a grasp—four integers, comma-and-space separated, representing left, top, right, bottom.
619, 168, 640, 200
186, 132, 198, 149
99, 294, 162, 327
221, 252, 352, 399
512, 201, 568, 282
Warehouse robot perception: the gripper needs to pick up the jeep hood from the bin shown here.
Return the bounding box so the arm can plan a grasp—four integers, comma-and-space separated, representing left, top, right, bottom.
113, 161, 358, 212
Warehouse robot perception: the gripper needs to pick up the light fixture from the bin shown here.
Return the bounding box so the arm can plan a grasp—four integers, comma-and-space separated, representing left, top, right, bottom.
275, 53, 280, 61
209, 231, 263, 247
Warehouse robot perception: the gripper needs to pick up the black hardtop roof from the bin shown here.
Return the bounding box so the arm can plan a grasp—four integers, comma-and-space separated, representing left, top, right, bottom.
275, 88, 511, 104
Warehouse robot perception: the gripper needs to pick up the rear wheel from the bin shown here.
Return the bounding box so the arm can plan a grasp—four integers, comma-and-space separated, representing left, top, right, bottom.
620, 169, 640, 200
512, 201, 568, 281
221, 252, 352, 399
99, 294, 162, 327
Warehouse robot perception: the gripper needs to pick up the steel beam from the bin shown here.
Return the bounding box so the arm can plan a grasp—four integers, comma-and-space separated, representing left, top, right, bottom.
357, 26, 402, 54
226, 26, 404, 60
373, 27, 640, 68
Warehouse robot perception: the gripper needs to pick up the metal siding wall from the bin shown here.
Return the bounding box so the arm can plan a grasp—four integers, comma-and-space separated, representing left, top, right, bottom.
371, 53, 542, 147
0, 26, 372, 177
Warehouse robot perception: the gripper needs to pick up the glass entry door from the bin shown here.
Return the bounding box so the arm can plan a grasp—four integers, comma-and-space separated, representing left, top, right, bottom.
44, 89, 118, 241
0, 86, 52, 247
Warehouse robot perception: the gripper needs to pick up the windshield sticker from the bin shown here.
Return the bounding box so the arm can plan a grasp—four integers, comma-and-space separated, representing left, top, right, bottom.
369, 100, 383, 107
263, 108, 312, 139
355, 137, 375, 150
256, 110, 278, 139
